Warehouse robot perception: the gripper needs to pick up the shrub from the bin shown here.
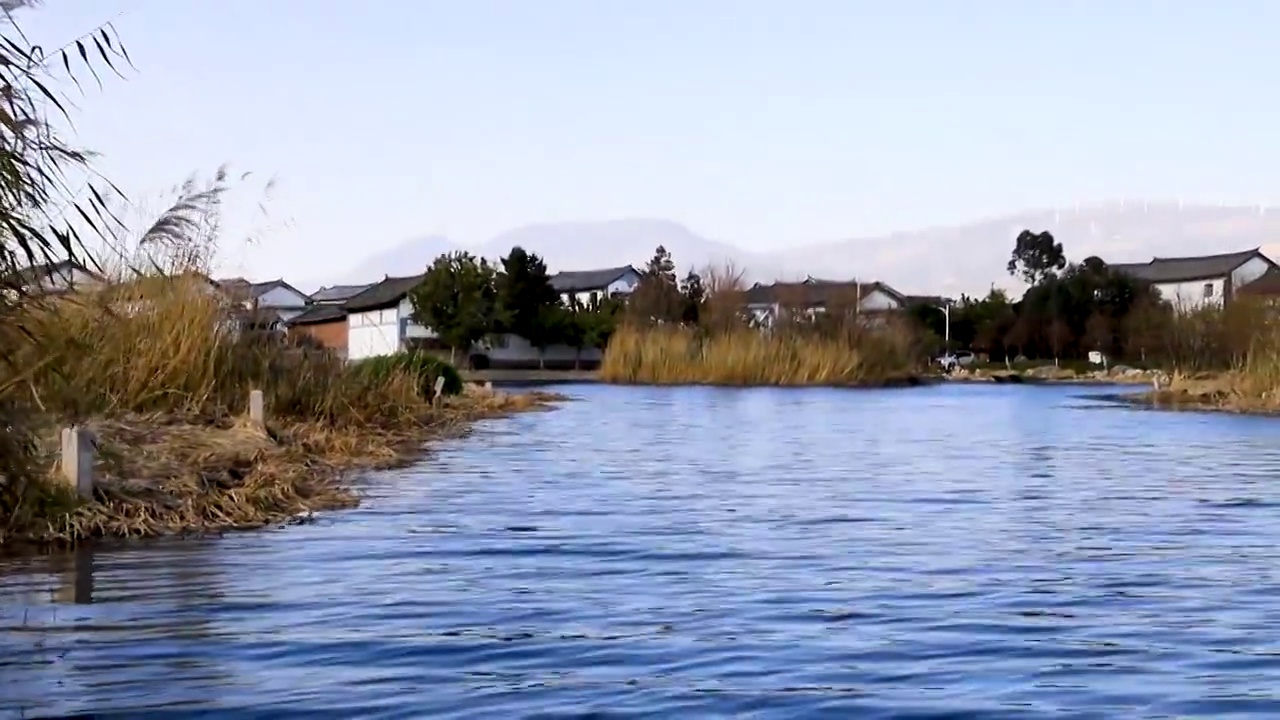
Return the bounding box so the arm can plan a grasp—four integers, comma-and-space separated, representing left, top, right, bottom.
348, 352, 463, 399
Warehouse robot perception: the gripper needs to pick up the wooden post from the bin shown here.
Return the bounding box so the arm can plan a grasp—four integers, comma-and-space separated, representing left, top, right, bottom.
249, 389, 265, 426
60, 426, 95, 501
432, 376, 446, 407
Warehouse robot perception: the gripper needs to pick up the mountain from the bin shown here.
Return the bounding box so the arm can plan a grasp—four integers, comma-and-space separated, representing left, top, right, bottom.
780, 202, 1280, 298
315, 203, 1280, 298
477, 219, 775, 279
312, 234, 457, 291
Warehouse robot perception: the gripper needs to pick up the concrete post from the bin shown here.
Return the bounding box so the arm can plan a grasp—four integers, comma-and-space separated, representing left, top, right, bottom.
432, 376, 446, 407
249, 389, 265, 426
60, 426, 95, 501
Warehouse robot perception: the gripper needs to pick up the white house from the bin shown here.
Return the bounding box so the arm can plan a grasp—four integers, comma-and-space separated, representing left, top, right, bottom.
7, 259, 106, 296
216, 277, 313, 325
549, 265, 641, 307
743, 276, 907, 326
343, 274, 434, 361
1110, 248, 1277, 309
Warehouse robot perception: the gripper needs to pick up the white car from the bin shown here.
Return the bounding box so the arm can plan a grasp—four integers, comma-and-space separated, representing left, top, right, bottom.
935, 350, 976, 372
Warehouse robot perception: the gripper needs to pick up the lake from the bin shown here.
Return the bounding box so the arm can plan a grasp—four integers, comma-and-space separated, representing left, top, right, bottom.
5, 383, 1280, 718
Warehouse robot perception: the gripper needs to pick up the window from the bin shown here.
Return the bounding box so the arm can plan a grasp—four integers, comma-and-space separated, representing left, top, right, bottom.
589, 291, 599, 307
1203, 283, 1215, 298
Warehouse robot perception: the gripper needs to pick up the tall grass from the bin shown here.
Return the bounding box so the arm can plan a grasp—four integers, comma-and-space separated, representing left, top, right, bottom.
599, 265, 922, 386
0, 172, 552, 545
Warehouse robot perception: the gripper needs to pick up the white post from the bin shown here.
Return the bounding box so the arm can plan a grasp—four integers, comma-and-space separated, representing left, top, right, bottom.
432, 375, 446, 407
943, 304, 951, 348
60, 426, 95, 501
249, 389, 265, 426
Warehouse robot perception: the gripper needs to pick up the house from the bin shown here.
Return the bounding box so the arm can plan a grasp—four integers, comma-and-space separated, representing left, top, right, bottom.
216, 277, 313, 325
5, 259, 106, 296
550, 265, 641, 307
310, 283, 371, 305
743, 276, 907, 325
286, 304, 349, 356
1109, 248, 1277, 309
342, 273, 432, 360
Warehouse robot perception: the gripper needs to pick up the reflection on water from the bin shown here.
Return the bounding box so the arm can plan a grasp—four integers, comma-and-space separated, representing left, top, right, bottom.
5, 383, 1280, 718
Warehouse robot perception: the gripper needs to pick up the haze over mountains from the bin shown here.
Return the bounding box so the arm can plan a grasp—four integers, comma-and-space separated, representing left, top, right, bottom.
313, 203, 1280, 299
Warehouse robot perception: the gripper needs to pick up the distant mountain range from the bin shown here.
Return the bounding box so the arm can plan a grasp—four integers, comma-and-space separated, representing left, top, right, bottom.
310, 203, 1280, 299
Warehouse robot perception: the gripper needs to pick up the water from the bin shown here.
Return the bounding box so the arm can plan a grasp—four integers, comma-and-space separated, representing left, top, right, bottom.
5, 383, 1280, 718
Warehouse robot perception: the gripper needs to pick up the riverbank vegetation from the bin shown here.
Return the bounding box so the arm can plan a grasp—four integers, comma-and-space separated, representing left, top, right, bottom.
409, 246, 623, 368
599, 248, 922, 386
0, 7, 555, 547
913, 229, 1280, 408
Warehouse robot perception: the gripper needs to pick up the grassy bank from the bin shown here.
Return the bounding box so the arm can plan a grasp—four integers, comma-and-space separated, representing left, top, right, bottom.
1, 278, 558, 546
599, 322, 919, 386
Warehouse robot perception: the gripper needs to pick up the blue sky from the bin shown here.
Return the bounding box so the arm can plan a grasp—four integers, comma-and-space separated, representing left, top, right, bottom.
21, 0, 1280, 281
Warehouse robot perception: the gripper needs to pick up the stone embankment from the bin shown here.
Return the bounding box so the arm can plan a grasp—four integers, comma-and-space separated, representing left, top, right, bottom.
946, 364, 1169, 385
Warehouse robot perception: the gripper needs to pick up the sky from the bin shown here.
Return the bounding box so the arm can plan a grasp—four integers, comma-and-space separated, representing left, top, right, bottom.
19, 0, 1280, 282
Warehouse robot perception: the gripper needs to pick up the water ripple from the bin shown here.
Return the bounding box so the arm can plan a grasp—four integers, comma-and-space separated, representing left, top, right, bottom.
5, 383, 1280, 717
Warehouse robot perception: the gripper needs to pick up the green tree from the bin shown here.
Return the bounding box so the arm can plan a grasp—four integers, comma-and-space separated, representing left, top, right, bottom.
1007, 229, 1066, 286
679, 270, 705, 325
630, 245, 682, 322
409, 251, 499, 365
496, 246, 561, 366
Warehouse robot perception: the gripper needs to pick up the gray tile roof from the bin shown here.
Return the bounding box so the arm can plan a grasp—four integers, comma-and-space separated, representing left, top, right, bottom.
1109, 249, 1270, 284
342, 273, 427, 312
286, 304, 347, 325
743, 277, 905, 307
216, 277, 309, 305
550, 266, 638, 293
310, 284, 371, 303
5, 259, 104, 288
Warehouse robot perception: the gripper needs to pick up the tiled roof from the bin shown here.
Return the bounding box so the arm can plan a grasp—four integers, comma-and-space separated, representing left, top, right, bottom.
342, 273, 426, 312
1109, 249, 1269, 284
743, 277, 905, 307
550, 266, 638, 293
5, 259, 105, 288
310, 284, 371, 303
215, 277, 309, 304
287, 304, 347, 325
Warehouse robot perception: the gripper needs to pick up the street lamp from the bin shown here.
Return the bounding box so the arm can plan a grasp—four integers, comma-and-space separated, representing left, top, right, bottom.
934, 302, 951, 350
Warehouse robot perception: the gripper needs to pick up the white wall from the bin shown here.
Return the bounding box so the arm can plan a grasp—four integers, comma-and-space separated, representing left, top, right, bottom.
1154, 278, 1226, 309
347, 307, 401, 360
347, 298, 438, 360
482, 333, 602, 367
860, 289, 901, 311
257, 285, 310, 309
398, 297, 436, 339
1232, 256, 1272, 293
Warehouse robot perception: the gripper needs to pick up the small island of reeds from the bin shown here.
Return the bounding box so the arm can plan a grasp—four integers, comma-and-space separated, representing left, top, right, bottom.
598, 261, 925, 387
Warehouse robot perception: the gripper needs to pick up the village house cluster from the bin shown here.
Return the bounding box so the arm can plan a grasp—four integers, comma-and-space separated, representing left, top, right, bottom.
13, 246, 1280, 367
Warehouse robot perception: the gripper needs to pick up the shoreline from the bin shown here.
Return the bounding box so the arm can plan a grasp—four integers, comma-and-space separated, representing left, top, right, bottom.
3, 386, 566, 550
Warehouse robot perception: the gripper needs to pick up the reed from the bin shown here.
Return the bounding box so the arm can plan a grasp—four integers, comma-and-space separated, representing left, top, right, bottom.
0, 278, 562, 545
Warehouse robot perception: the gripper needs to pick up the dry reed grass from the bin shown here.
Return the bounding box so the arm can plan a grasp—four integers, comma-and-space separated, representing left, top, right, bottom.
1130, 301, 1280, 414
600, 261, 920, 386
0, 278, 562, 547
599, 321, 921, 386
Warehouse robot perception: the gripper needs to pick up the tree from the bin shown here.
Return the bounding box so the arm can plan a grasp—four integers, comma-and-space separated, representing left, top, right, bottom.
629, 245, 683, 323
679, 270, 705, 325
409, 252, 499, 365
1008, 230, 1066, 286
496, 246, 562, 367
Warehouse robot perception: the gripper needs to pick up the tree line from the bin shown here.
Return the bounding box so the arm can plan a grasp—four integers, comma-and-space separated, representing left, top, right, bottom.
907, 229, 1262, 368
408, 244, 711, 365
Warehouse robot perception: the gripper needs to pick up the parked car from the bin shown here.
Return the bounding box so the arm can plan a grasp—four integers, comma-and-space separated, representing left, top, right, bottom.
935, 350, 976, 372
